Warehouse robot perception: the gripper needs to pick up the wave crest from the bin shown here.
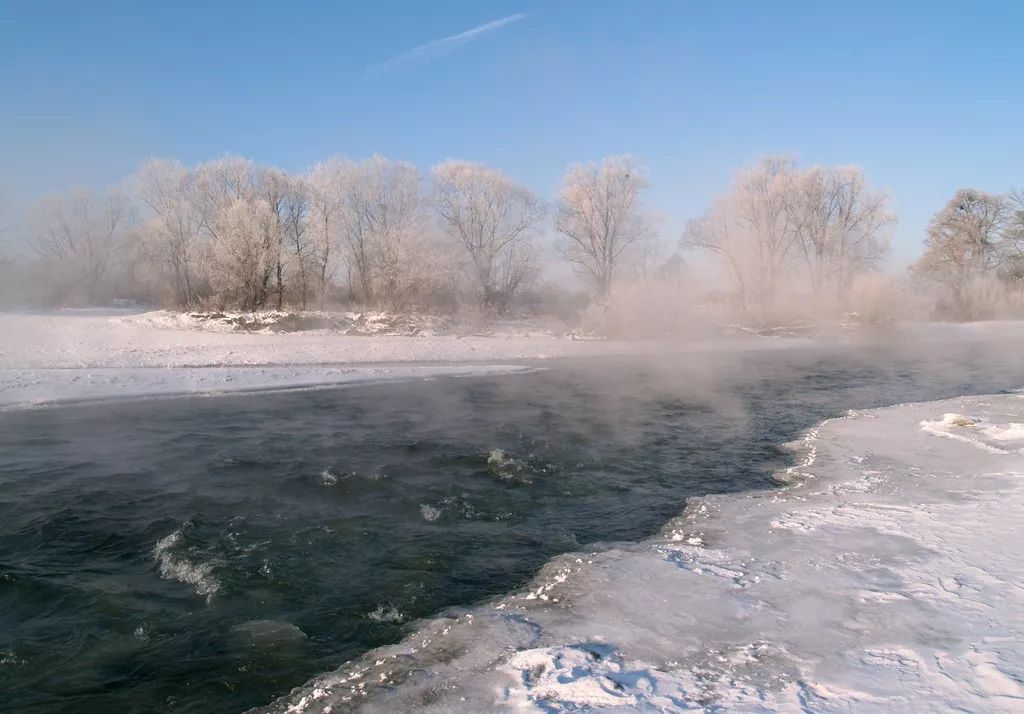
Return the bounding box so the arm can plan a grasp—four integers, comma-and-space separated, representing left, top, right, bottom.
153, 529, 220, 602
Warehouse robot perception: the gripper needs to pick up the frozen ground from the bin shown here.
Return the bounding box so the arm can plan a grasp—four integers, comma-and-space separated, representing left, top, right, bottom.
5, 308, 1024, 411
7, 309, 1023, 410
262, 391, 1024, 713
0, 309, 821, 409
0, 310, 649, 371
0, 310, 649, 408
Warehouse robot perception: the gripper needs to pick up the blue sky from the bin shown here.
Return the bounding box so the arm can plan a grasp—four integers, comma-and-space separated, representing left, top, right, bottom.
1, 0, 1021, 263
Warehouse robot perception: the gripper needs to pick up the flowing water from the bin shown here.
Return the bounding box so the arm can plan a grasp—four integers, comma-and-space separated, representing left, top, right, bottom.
2, 338, 1023, 713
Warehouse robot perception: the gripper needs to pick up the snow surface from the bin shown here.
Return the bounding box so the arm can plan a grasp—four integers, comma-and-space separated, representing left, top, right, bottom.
0, 310, 644, 371
0, 310, 646, 408
260, 391, 1024, 713
0, 309, 818, 409
0, 365, 539, 410
8, 310, 1024, 410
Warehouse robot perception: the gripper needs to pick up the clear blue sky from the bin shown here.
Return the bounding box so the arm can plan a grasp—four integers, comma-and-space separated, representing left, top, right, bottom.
2, 0, 1021, 263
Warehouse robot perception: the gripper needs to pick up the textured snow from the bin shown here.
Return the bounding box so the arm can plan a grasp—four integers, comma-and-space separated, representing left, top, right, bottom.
259, 391, 1024, 713
921, 412, 1024, 454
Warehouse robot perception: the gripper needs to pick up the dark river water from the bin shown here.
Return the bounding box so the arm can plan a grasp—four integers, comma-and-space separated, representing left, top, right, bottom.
2, 337, 1023, 713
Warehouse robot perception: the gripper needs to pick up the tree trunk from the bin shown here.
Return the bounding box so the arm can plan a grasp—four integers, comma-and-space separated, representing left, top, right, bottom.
276, 259, 284, 310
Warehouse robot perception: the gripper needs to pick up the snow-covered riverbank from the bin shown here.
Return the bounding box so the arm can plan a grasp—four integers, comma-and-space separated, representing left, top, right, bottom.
0, 310, 642, 408
261, 391, 1024, 713
0, 310, 649, 371
0, 365, 540, 410
0, 309, 812, 409
2, 309, 1022, 412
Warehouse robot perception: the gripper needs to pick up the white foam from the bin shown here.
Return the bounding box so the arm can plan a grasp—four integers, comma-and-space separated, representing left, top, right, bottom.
485, 448, 533, 484
419, 504, 442, 522
152, 529, 220, 602
366, 605, 405, 624
230, 620, 308, 644
319, 469, 340, 487
0, 648, 26, 666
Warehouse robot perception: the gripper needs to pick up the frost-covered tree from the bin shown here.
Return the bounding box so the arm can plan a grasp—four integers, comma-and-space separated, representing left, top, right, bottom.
913, 189, 1024, 320
555, 155, 652, 301
685, 157, 798, 319
685, 157, 893, 322
31, 189, 133, 304
258, 168, 304, 310
279, 175, 311, 308
189, 156, 300, 309
131, 159, 204, 306
305, 159, 346, 308
208, 198, 277, 310
789, 165, 893, 304
305, 156, 447, 311
191, 155, 264, 230
1006, 189, 1024, 282
335, 156, 424, 307
432, 160, 544, 313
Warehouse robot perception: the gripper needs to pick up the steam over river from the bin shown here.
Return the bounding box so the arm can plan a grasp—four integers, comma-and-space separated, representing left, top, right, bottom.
2, 337, 1024, 712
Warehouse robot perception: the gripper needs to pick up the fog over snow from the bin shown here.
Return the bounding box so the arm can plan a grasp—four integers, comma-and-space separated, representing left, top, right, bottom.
0, 310, 616, 408
0, 309, 813, 409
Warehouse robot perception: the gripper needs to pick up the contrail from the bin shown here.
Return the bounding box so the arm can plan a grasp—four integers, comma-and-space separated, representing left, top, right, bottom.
369, 13, 526, 75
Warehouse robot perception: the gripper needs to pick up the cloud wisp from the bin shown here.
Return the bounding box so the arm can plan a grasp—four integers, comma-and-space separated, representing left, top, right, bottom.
369, 13, 526, 76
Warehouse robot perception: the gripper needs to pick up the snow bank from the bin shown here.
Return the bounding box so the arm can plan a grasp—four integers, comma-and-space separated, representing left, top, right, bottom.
0, 310, 800, 409
0, 310, 629, 408
0, 364, 536, 410
126, 309, 457, 337
259, 391, 1024, 713
920, 412, 1024, 453
0, 311, 650, 372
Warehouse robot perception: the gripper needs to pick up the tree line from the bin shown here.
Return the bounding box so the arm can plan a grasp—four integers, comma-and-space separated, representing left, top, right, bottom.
17, 154, 650, 315
5, 152, 1023, 325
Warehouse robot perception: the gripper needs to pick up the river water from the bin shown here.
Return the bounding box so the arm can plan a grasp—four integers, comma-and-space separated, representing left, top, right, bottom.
2, 335, 1023, 712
